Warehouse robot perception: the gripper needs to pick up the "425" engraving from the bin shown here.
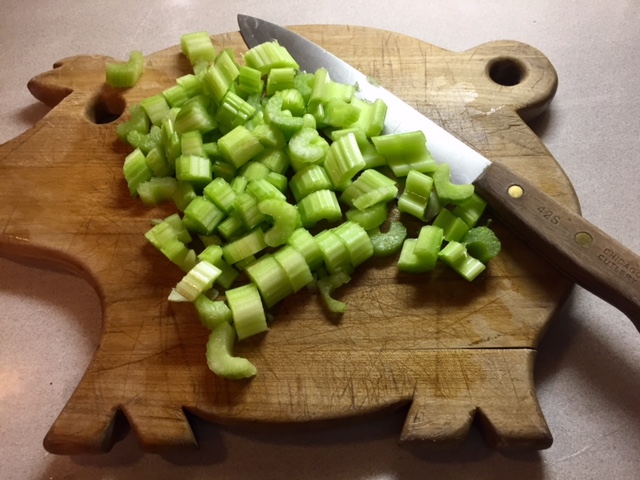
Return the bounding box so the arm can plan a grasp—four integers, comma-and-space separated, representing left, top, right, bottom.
537, 206, 560, 224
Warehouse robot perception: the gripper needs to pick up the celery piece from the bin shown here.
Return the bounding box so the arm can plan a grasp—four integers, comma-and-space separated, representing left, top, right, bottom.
181, 32, 217, 65
162, 84, 189, 108
161, 118, 181, 166
217, 214, 246, 241
247, 178, 286, 203
331, 127, 386, 169
276, 88, 306, 117
290, 164, 332, 202
117, 104, 150, 141
371, 131, 437, 177
287, 227, 323, 271
172, 180, 197, 212
317, 270, 351, 314
206, 322, 257, 379
257, 148, 290, 175
432, 163, 475, 204
177, 73, 203, 97
266, 171, 287, 193
424, 189, 443, 223
231, 176, 248, 195
369, 220, 408, 257
397, 239, 425, 273
145, 221, 178, 250
198, 245, 240, 288
244, 40, 300, 74
259, 199, 299, 247
345, 202, 388, 231
203, 50, 240, 103
174, 97, 217, 134
218, 125, 264, 168
204, 177, 236, 214
287, 127, 330, 171
234, 192, 265, 229
438, 241, 486, 282
226, 283, 268, 340
309, 68, 355, 107
267, 67, 296, 95
211, 160, 236, 182
246, 254, 293, 308
397, 169, 434, 220
160, 238, 197, 272
175, 260, 222, 301
145, 146, 173, 177
215, 91, 256, 132
175, 154, 212, 190
349, 98, 387, 138
297, 189, 343, 228
162, 213, 192, 244
294, 71, 315, 103
333, 221, 374, 268
314, 230, 352, 275
141, 94, 171, 126
106, 50, 144, 88
322, 98, 361, 129
451, 193, 488, 227
126, 125, 162, 155
123, 148, 152, 196
195, 294, 232, 330
203, 141, 221, 160
461, 226, 502, 263
252, 123, 287, 150
197, 244, 224, 264
236, 65, 264, 98
273, 245, 314, 292
137, 177, 177, 206
414, 225, 444, 271
181, 130, 206, 157
341, 169, 398, 211
240, 161, 271, 181
263, 95, 305, 139
182, 196, 225, 235
222, 228, 267, 264
324, 133, 366, 190
432, 208, 470, 242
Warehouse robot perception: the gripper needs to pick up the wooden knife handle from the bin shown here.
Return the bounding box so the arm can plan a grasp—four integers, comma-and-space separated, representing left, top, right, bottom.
474, 161, 640, 325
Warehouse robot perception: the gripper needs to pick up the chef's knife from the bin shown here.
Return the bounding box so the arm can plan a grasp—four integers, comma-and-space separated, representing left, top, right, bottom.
237, 14, 640, 327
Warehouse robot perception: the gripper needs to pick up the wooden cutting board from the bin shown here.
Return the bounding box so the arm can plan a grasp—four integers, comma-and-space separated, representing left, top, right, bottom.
0, 25, 578, 454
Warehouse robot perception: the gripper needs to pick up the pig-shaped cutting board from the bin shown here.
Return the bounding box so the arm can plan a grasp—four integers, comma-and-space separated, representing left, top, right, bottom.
0, 25, 577, 454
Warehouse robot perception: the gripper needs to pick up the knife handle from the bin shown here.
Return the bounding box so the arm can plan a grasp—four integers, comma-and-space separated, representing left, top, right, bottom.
474, 161, 640, 326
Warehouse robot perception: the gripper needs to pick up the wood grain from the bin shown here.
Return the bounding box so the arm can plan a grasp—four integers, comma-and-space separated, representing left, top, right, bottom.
0, 25, 576, 454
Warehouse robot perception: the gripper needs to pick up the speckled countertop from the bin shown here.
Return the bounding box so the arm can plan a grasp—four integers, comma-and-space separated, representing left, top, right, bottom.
1, 1, 640, 479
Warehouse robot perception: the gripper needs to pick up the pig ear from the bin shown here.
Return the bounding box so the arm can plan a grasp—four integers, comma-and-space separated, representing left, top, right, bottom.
27, 55, 115, 108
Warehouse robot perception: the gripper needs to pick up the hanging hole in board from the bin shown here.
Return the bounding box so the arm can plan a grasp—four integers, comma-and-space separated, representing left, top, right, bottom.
86, 90, 126, 124
487, 57, 527, 87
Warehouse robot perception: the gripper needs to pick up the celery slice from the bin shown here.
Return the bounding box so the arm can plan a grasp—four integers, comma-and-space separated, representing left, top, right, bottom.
397, 169, 434, 221
123, 148, 152, 196
298, 189, 343, 228
317, 270, 351, 314
181, 32, 217, 65
245, 254, 293, 308
345, 202, 388, 231
206, 322, 257, 379
414, 225, 444, 271
324, 133, 366, 190
432, 208, 470, 242
137, 177, 177, 206
333, 221, 374, 268
175, 154, 212, 190
369, 220, 408, 257
290, 164, 332, 202
175, 261, 222, 301
314, 230, 352, 275
451, 193, 488, 227
246, 178, 286, 202
226, 283, 268, 340
244, 40, 300, 74
106, 51, 144, 88
287, 227, 323, 271
218, 125, 264, 168
432, 163, 475, 204
438, 241, 486, 282
204, 177, 236, 214
258, 199, 299, 247
182, 196, 225, 235
461, 226, 502, 263
222, 228, 267, 264
287, 127, 330, 171
195, 294, 232, 329
233, 192, 265, 229
266, 67, 296, 95
273, 245, 314, 292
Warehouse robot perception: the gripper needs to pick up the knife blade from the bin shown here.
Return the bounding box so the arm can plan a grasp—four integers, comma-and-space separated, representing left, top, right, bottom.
237, 14, 640, 326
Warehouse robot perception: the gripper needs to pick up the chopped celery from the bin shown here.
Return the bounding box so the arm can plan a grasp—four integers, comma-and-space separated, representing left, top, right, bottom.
182, 196, 225, 235
174, 261, 222, 301
369, 220, 408, 257
438, 241, 486, 281
222, 228, 267, 264
175, 154, 212, 190
452, 193, 488, 227
345, 202, 388, 231
414, 225, 444, 271
226, 283, 268, 340
290, 164, 332, 202
287, 127, 329, 171
123, 148, 152, 196
287, 227, 323, 271
218, 125, 263, 168
195, 294, 232, 329
258, 199, 299, 247
203, 177, 236, 214
206, 322, 257, 379
314, 230, 353, 275
322, 98, 360, 128
106, 50, 145, 88
324, 132, 366, 190
267, 67, 296, 95
246, 178, 286, 202
432, 163, 475, 204
461, 226, 502, 263
137, 177, 177, 206
371, 131, 437, 177
245, 254, 293, 307
432, 208, 470, 242
244, 40, 300, 74
273, 245, 314, 292
317, 270, 351, 314
397, 169, 434, 221
297, 189, 342, 228
333, 221, 374, 268
181, 32, 217, 65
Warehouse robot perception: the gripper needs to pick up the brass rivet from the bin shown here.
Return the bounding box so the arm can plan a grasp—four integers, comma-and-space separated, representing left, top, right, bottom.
508, 185, 524, 198
575, 231, 593, 247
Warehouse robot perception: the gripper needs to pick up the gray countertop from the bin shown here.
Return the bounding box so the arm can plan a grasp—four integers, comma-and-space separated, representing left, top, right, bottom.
1, 1, 639, 479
